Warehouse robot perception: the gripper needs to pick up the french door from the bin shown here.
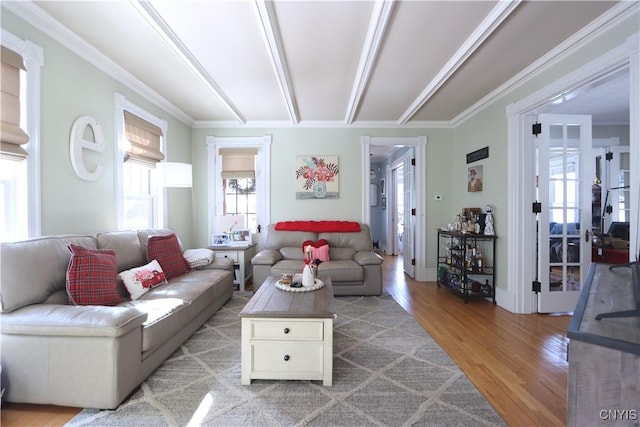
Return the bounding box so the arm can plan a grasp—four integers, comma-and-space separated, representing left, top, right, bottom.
536, 114, 593, 313
402, 151, 415, 278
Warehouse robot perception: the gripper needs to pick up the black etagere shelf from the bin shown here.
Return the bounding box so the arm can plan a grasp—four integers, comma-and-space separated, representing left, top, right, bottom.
437, 230, 497, 304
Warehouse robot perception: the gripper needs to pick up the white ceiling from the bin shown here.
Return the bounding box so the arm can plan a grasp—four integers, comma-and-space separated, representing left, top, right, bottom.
8, 0, 630, 131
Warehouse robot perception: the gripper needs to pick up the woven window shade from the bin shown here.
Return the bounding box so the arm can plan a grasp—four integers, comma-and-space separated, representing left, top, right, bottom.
1, 46, 29, 161
220, 148, 257, 179
124, 111, 165, 164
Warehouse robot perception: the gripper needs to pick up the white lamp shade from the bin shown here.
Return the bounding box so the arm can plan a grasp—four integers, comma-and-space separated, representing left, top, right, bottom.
159, 162, 192, 187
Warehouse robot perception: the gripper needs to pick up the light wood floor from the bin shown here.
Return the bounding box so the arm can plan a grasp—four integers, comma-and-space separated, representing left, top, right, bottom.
1, 255, 570, 426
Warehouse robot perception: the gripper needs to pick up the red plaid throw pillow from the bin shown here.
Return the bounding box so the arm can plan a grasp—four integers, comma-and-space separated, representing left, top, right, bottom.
66, 244, 124, 306
147, 234, 191, 280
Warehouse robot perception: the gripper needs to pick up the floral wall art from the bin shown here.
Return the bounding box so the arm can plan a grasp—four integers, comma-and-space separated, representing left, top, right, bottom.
295, 155, 339, 199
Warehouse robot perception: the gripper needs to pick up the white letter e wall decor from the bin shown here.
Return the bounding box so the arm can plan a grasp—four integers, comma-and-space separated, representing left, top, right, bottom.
70, 116, 105, 181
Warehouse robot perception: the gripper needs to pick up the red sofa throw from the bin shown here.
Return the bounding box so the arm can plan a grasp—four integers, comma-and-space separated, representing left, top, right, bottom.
275, 220, 361, 233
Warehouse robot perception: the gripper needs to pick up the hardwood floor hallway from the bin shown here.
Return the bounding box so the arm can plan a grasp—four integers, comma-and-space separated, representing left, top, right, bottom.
2, 255, 570, 426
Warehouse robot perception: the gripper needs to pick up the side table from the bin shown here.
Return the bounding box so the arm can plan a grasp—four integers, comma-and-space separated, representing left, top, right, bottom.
208, 244, 257, 292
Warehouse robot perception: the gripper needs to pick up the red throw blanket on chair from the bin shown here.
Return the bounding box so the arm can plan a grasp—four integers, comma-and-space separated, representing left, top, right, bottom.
274, 220, 361, 233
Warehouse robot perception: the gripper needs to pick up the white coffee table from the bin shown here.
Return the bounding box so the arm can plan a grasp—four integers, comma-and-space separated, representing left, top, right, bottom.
239, 276, 335, 386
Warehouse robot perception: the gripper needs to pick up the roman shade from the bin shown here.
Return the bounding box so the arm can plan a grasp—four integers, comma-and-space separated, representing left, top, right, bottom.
1, 46, 29, 161
124, 111, 165, 164
220, 148, 257, 179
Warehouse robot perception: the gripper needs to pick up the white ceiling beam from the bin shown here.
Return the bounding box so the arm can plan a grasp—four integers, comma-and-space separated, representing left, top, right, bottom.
345, 0, 396, 124
129, 0, 246, 124
398, 0, 521, 125
254, 0, 299, 124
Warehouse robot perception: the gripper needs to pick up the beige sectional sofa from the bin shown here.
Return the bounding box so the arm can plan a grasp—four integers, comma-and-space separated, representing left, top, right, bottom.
0, 229, 234, 409
251, 223, 383, 295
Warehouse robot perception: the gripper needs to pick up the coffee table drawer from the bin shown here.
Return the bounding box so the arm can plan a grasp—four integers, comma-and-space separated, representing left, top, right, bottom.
250, 320, 324, 341
251, 341, 324, 378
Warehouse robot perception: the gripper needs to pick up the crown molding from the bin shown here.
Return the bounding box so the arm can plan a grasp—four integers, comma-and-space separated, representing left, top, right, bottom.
3, 1, 195, 126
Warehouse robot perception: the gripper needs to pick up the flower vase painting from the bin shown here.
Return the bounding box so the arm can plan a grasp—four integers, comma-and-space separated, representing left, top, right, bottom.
295, 155, 339, 199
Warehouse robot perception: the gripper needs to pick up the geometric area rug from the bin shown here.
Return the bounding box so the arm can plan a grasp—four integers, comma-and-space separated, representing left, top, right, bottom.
67, 293, 505, 426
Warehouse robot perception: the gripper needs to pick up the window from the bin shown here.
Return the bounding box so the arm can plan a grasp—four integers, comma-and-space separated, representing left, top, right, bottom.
224, 178, 257, 230
115, 94, 167, 230
1, 36, 42, 242
207, 136, 271, 245
220, 148, 257, 230
122, 161, 158, 229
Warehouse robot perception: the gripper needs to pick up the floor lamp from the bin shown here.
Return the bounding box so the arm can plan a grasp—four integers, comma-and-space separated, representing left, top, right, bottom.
158, 162, 194, 242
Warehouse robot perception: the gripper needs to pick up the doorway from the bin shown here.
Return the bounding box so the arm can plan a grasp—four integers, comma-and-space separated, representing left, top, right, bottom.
506, 38, 638, 314
361, 136, 428, 281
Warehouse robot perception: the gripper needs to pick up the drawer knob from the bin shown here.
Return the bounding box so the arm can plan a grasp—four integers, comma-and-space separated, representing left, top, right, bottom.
283, 328, 290, 334
284, 355, 290, 361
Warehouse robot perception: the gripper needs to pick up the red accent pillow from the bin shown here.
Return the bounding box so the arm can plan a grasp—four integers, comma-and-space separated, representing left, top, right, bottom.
147, 234, 191, 280
66, 244, 125, 306
302, 239, 330, 262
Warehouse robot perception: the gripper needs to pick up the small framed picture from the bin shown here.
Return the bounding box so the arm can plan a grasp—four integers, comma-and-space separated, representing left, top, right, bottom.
381, 196, 387, 210
228, 229, 252, 246
380, 178, 386, 195
211, 234, 229, 246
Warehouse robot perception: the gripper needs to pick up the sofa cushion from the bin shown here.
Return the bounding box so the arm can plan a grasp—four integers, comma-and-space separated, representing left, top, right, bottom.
119, 297, 189, 353
280, 247, 306, 260
132, 269, 232, 353
319, 224, 373, 251
329, 247, 356, 260
66, 244, 125, 306
119, 260, 167, 300
1, 235, 96, 313
147, 234, 191, 280
265, 225, 316, 250
271, 260, 305, 276
317, 260, 364, 282
96, 230, 145, 272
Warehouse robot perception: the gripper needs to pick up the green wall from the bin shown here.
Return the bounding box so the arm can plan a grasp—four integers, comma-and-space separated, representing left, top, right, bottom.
2, 9, 194, 247
191, 127, 454, 253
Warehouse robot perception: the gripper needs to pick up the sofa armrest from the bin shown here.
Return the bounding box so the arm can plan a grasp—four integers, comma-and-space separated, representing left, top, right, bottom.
0, 304, 147, 338
198, 257, 234, 270
251, 249, 282, 266
354, 250, 383, 266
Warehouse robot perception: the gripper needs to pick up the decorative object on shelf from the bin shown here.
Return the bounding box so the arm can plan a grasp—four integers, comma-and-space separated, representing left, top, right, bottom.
302, 245, 317, 286
484, 205, 495, 235
295, 155, 339, 199
276, 278, 324, 292
211, 234, 229, 246
467, 165, 483, 192
226, 228, 251, 246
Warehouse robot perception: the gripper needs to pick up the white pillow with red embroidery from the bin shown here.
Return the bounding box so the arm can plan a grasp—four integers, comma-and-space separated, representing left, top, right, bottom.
119, 259, 167, 300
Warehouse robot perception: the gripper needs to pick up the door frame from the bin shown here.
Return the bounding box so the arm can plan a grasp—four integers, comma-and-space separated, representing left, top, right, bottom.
206, 135, 272, 251
506, 33, 639, 314
361, 136, 427, 281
